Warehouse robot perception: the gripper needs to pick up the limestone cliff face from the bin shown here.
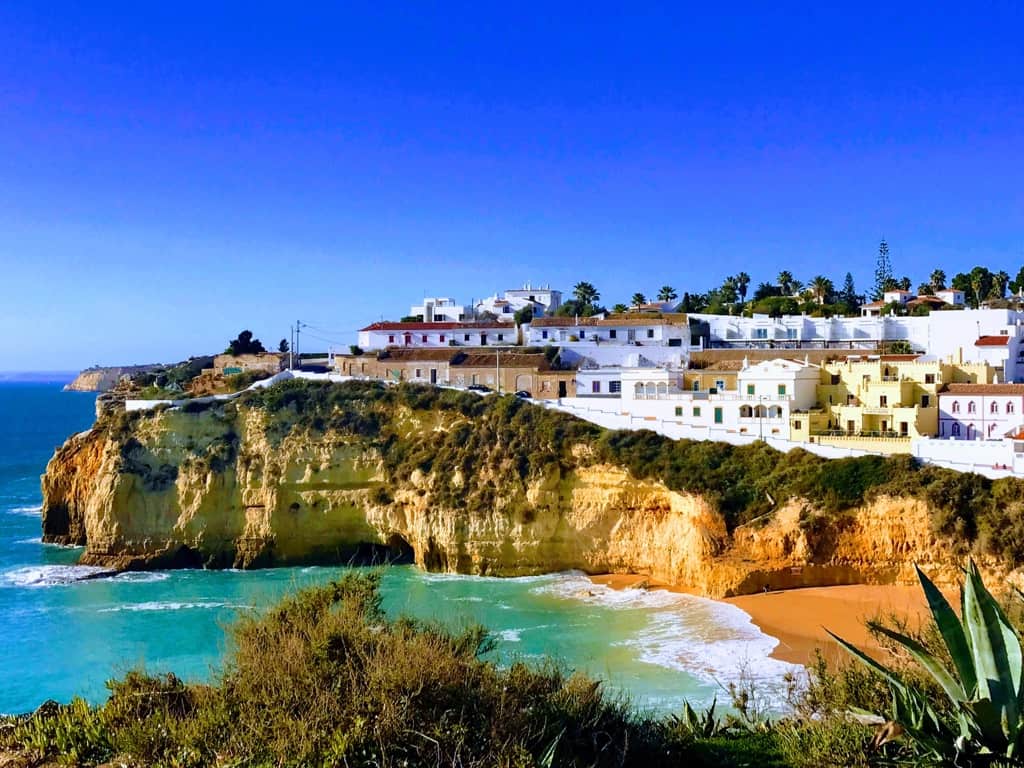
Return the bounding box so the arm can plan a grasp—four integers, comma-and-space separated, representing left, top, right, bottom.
41, 384, 989, 597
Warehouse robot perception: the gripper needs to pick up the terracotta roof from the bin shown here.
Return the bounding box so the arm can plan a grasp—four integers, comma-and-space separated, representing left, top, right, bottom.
860, 301, 885, 309
975, 335, 1011, 347
454, 353, 550, 369
359, 321, 506, 332
943, 383, 1024, 395
689, 360, 746, 371
373, 349, 461, 362
907, 296, 945, 306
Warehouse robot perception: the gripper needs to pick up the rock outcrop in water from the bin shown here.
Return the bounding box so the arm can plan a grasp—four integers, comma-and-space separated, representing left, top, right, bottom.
41, 380, 1007, 597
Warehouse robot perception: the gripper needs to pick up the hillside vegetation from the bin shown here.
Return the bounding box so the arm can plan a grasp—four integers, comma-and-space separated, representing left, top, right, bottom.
201, 379, 1024, 567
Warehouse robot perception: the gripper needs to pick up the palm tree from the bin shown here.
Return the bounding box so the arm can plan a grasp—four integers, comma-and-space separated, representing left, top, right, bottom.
995, 270, 1010, 299
777, 270, 794, 295
929, 269, 947, 292
630, 292, 647, 309
611, 303, 629, 314
736, 272, 750, 303
657, 285, 677, 303
810, 275, 833, 305
572, 281, 600, 307
790, 279, 804, 296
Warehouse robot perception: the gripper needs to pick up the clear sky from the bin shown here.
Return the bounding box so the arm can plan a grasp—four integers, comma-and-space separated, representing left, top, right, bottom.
1, 2, 1022, 370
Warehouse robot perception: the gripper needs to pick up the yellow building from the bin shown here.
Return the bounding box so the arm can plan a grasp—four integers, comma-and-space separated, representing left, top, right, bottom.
789, 354, 995, 453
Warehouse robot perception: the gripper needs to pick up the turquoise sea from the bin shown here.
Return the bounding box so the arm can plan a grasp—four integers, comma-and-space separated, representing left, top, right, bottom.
0, 382, 798, 715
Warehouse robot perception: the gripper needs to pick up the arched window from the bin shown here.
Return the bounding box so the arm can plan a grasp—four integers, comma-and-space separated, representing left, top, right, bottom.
692, 380, 700, 392
952, 423, 961, 436
991, 401, 999, 414
740, 405, 752, 418
754, 405, 767, 418
769, 406, 783, 419
634, 382, 644, 398
968, 401, 976, 414
1008, 402, 1015, 414
952, 401, 960, 413
656, 382, 668, 396
645, 382, 656, 398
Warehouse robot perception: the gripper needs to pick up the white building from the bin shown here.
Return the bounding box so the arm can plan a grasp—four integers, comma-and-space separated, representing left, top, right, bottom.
938, 383, 1024, 441
409, 297, 471, 323
574, 354, 684, 397
475, 283, 563, 322
357, 322, 515, 351
616, 357, 820, 441
527, 315, 691, 346
935, 289, 966, 306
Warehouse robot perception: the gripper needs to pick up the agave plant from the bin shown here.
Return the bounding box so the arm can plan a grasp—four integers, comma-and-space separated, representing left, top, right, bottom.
671, 697, 727, 739
829, 560, 1024, 765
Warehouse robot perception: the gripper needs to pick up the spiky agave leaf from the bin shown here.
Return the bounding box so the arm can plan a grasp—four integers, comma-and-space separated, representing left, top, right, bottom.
916, 564, 977, 698
963, 560, 1022, 742
867, 621, 966, 704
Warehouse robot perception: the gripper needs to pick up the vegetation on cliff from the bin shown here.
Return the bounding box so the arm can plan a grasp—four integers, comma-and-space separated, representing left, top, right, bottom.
86, 378, 1024, 572
222, 379, 1024, 564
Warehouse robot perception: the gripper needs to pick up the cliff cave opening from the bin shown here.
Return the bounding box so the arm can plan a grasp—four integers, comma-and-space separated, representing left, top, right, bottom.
349, 533, 415, 567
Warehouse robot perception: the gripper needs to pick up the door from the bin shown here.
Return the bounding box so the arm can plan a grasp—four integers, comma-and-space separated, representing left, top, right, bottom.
558, 381, 567, 398
430, 369, 437, 384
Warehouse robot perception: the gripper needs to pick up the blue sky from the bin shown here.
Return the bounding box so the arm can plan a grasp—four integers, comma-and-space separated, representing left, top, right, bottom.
1, 2, 1022, 370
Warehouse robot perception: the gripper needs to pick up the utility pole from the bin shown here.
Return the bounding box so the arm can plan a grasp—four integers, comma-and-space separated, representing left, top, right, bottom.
496, 349, 500, 394
295, 320, 301, 367
289, 325, 294, 370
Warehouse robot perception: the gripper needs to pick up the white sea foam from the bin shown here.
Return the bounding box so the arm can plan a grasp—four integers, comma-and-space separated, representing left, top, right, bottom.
5, 505, 41, 516
0, 565, 114, 587
418, 571, 555, 585
448, 596, 484, 602
16, 537, 42, 545
99, 600, 245, 613
497, 628, 523, 642
531, 572, 801, 702
111, 572, 171, 584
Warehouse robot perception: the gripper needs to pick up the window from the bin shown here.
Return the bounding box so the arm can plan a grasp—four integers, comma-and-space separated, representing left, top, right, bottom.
715, 379, 725, 391
793, 420, 802, 430
746, 384, 755, 395
787, 329, 797, 339
1009, 402, 1015, 414
952, 401, 960, 413
675, 406, 683, 417
879, 395, 888, 407
693, 407, 701, 417
991, 401, 999, 414
609, 329, 617, 339
591, 381, 601, 393
388, 335, 395, 343
415, 369, 421, 377
713, 407, 723, 424
952, 423, 961, 436
777, 384, 786, 396
464, 334, 471, 341
968, 401, 976, 414
925, 374, 936, 384
579, 330, 585, 338
647, 329, 654, 338
421, 335, 428, 342
609, 381, 621, 394
692, 380, 700, 392
754, 328, 768, 339
497, 333, 504, 341
542, 330, 549, 339
439, 335, 445, 342
922, 395, 930, 407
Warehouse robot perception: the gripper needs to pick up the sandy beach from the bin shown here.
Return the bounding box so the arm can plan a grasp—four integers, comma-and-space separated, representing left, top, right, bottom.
589, 574, 934, 666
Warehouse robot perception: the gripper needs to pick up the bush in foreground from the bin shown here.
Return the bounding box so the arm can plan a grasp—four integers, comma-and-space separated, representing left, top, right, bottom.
2, 573, 736, 767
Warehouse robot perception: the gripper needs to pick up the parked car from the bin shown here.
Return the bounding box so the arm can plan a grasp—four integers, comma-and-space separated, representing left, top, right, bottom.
467, 384, 491, 393
514, 390, 532, 399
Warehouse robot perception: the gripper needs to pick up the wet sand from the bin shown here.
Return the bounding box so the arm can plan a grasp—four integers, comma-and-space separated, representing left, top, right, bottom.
588, 574, 934, 666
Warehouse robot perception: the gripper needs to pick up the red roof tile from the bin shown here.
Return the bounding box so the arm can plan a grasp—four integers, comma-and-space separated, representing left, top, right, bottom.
975, 335, 1011, 347
359, 321, 506, 332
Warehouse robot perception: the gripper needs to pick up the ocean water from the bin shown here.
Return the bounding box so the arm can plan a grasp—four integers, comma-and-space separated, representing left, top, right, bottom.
0, 382, 799, 715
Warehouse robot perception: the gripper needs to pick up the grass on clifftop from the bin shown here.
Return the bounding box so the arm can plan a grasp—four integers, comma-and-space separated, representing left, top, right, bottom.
104, 378, 1024, 568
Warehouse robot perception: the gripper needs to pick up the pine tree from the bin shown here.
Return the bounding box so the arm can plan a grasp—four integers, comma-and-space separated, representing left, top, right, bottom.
872, 239, 892, 300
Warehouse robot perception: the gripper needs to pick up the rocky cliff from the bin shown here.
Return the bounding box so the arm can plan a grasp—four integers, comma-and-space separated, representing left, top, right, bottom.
64, 365, 161, 392
40, 380, 1008, 598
